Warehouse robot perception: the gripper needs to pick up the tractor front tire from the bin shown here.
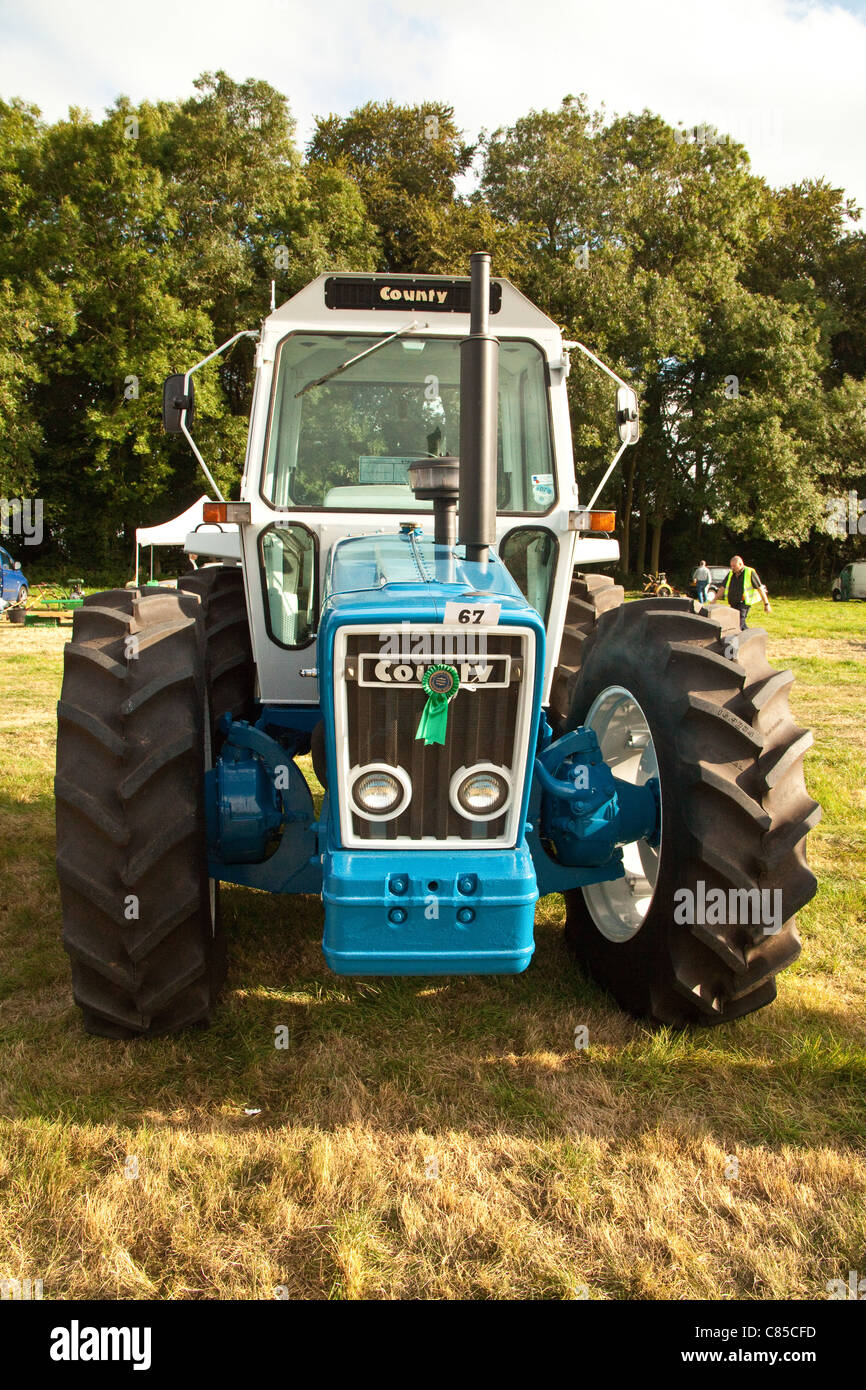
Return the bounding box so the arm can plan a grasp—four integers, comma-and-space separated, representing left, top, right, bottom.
56, 584, 230, 1037
562, 598, 820, 1026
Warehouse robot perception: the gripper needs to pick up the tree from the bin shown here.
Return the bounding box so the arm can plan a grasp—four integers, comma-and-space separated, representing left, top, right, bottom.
0, 100, 75, 501
480, 100, 864, 571
307, 100, 475, 271
1, 75, 378, 568
2, 78, 865, 585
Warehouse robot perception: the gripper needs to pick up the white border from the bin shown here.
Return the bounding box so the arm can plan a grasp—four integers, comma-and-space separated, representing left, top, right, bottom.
333, 623, 536, 850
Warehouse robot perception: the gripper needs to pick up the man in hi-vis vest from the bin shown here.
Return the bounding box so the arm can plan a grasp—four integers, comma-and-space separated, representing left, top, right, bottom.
719, 555, 772, 630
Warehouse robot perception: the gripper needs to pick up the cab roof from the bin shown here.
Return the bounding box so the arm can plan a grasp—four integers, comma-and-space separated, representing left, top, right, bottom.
264, 272, 563, 346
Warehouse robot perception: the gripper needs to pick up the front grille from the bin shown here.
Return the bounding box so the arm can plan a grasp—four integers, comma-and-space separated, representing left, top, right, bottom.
337, 627, 531, 845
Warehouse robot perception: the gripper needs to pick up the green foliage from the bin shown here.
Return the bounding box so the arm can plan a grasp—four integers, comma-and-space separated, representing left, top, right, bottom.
308, 99, 474, 272
0, 75, 376, 568
480, 99, 865, 564
0, 80, 862, 576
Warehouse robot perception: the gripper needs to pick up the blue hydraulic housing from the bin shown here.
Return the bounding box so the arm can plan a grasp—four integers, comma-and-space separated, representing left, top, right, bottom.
207, 720, 284, 863
204, 716, 320, 892
534, 726, 660, 869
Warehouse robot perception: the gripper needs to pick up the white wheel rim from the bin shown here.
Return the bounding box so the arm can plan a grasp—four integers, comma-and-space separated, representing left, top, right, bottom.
580, 685, 662, 944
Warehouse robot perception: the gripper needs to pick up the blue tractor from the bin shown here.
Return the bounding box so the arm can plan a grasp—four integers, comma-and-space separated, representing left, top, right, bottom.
55, 255, 819, 1035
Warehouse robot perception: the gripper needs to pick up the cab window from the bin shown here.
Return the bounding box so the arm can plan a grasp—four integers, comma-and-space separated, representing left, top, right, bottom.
262, 334, 555, 515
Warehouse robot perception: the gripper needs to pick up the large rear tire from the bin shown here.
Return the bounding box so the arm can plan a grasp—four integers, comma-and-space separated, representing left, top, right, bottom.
549, 571, 625, 730
562, 597, 820, 1026
56, 571, 254, 1037
177, 567, 254, 729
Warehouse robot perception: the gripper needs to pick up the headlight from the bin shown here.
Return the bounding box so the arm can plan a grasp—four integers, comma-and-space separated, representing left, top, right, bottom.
449, 764, 512, 821
458, 772, 508, 813
349, 764, 411, 821
355, 771, 401, 812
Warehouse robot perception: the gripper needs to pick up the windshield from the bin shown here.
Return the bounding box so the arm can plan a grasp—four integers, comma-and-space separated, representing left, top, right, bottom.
262, 333, 555, 513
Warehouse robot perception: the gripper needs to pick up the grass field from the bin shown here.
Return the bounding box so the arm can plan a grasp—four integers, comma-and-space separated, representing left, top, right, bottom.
0, 598, 864, 1300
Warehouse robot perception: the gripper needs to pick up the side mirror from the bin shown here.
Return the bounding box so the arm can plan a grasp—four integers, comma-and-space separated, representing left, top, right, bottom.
13, 561, 21, 571
163, 374, 195, 434
616, 385, 639, 445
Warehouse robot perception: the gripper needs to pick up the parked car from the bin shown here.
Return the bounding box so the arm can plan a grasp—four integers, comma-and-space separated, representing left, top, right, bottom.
832, 561, 866, 601
0, 545, 28, 607
688, 564, 730, 602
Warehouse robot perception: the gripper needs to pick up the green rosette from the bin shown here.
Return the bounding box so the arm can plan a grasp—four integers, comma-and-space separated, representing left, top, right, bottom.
415, 663, 460, 746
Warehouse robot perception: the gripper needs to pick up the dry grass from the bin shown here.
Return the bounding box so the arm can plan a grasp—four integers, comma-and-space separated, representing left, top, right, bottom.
0, 600, 864, 1301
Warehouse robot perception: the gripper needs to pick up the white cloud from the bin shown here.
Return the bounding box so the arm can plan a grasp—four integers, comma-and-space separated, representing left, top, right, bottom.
1, 0, 864, 216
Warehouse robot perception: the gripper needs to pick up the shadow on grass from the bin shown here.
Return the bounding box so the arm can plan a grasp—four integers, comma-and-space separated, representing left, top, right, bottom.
0, 788, 864, 1152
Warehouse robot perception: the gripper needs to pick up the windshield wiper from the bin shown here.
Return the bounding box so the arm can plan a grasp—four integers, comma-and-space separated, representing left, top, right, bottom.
294, 320, 425, 397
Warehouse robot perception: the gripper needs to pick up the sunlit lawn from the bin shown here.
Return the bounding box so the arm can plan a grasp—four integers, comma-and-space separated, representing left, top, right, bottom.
0, 598, 863, 1299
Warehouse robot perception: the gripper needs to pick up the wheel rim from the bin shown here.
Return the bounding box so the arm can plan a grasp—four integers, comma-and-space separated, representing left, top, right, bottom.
580, 685, 662, 944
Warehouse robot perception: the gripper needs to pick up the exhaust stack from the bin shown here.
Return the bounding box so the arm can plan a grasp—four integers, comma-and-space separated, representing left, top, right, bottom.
458, 252, 499, 563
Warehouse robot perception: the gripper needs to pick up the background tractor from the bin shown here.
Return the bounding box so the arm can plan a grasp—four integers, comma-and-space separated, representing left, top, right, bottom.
640, 572, 674, 597
55, 254, 820, 1037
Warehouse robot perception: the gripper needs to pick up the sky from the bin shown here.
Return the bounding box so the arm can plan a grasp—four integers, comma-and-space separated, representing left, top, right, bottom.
1, 0, 865, 219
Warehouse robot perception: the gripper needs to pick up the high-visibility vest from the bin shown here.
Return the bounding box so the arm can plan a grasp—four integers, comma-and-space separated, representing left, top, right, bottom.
721, 566, 761, 606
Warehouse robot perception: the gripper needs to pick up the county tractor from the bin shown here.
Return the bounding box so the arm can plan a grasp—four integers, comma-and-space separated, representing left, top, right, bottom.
54, 255, 820, 1036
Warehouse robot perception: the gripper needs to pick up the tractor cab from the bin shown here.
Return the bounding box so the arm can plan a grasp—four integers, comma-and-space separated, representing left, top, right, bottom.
224, 271, 618, 709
